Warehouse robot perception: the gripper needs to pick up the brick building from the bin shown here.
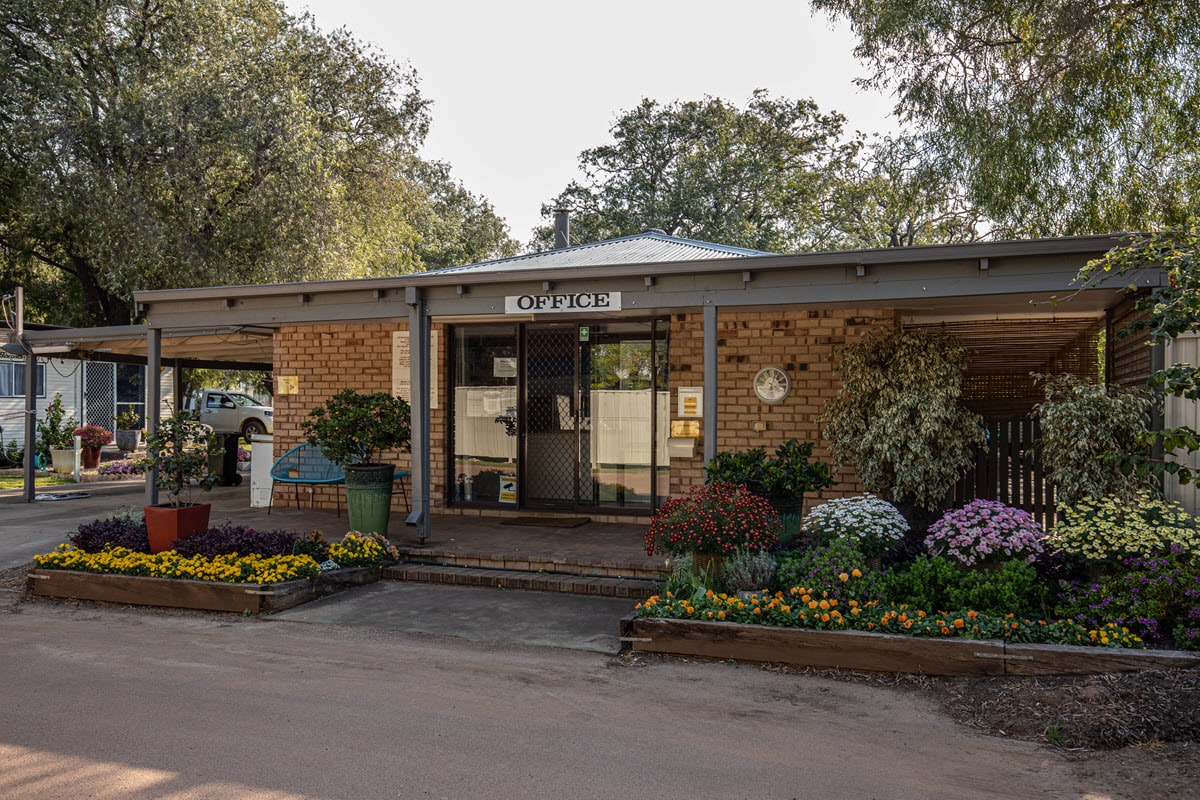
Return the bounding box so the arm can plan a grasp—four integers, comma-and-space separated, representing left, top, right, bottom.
114, 231, 1163, 538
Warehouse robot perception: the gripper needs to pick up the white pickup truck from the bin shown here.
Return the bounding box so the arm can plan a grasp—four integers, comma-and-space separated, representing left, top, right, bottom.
188, 388, 274, 438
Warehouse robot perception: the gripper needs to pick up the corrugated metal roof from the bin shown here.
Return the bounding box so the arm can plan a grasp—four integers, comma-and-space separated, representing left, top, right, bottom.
429, 230, 771, 276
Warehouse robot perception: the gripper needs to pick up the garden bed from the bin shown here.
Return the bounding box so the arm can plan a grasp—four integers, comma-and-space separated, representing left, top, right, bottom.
621, 615, 1200, 676
26, 565, 382, 614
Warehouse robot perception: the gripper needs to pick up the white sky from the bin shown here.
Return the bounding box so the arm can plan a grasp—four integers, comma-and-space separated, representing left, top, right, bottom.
283, 0, 899, 246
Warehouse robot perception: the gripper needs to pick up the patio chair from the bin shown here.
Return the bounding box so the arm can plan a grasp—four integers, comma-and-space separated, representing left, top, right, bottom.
268, 443, 411, 517
268, 442, 345, 517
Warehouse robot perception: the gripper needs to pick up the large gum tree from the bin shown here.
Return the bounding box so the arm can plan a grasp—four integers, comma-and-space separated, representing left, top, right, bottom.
0, 0, 514, 326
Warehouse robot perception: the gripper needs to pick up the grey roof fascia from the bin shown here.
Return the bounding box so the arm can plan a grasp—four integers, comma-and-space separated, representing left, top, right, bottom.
133, 233, 1131, 307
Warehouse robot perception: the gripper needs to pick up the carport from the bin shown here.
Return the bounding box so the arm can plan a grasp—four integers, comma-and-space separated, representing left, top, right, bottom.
4, 320, 273, 502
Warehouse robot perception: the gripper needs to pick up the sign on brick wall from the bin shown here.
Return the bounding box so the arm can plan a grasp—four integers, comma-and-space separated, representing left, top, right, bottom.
392, 329, 439, 409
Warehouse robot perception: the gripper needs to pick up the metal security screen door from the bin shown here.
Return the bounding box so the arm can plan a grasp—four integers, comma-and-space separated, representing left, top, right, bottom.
524, 327, 578, 507
521, 322, 667, 511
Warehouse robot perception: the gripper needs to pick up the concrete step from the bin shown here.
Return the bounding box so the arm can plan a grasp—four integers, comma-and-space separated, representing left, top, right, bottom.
394, 546, 663, 581
383, 562, 658, 600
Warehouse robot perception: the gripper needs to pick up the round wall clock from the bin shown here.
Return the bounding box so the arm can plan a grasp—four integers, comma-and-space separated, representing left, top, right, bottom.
753, 366, 791, 404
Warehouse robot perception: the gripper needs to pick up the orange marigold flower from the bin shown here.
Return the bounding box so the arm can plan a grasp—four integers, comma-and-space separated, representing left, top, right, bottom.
838, 572, 850, 582
940, 627, 950, 635
851, 568, 862, 578
753, 607, 762, 615
820, 613, 830, 622
967, 610, 978, 619
954, 619, 965, 629
717, 611, 726, 620
819, 599, 830, 610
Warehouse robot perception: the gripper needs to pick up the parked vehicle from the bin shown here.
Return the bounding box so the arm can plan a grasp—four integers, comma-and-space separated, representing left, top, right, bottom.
186, 389, 273, 438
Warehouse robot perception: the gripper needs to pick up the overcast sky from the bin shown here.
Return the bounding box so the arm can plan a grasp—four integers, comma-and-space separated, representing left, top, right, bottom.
284, 0, 899, 247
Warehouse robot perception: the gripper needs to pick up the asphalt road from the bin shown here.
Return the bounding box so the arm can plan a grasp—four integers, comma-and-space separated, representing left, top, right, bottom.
1, 598, 1106, 800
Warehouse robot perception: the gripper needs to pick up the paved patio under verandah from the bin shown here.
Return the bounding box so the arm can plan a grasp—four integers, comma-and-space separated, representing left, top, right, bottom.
2, 479, 663, 581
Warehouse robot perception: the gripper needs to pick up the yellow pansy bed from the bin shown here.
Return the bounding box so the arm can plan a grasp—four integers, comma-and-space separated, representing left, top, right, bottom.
27, 544, 383, 614
34, 544, 321, 584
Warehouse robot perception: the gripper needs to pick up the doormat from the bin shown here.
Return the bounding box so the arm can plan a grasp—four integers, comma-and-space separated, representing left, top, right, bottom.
499, 516, 591, 528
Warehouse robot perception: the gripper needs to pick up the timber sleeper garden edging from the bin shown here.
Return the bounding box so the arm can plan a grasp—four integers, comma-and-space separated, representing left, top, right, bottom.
26, 565, 383, 615
620, 614, 1200, 676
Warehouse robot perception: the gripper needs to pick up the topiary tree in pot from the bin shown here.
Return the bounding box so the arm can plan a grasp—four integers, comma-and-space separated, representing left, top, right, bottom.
303, 389, 411, 536
142, 411, 217, 553
820, 328, 985, 540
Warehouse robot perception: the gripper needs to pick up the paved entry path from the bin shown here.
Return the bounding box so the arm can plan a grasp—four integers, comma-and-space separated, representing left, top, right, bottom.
2, 599, 1115, 800
275, 581, 637, 653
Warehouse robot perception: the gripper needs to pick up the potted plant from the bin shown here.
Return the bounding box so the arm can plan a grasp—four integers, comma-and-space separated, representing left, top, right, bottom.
73, 424, 113, 468
644, 482, 782, 581
142, 411, 217, 553
36, 393, 77, 473
704, 439, 834, 516
303, 389, 411, 535
113, 408, 143, 453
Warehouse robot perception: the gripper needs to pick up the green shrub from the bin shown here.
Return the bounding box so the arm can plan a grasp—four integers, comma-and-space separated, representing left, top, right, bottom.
886, 556, 1049, 616
776, 539, 887, 604
1033, 374, 1152, 506
820, 328, 984, 510
704, 439, 832, 507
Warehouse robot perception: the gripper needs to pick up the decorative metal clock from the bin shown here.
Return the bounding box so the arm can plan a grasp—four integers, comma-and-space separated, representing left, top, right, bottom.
753, 366, 791, 404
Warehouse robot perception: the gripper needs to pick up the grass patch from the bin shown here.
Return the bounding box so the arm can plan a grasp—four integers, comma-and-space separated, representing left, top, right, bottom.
0, 474, 75, 490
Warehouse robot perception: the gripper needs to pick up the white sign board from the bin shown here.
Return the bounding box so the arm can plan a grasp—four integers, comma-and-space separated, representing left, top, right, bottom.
504, 291, 621, 314
677, 387, 703, 418
392, 329, 439, 409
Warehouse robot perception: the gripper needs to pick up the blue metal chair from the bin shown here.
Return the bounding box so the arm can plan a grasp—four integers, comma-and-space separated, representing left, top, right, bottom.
268, 443, 345, 517
268, 443, 411, 517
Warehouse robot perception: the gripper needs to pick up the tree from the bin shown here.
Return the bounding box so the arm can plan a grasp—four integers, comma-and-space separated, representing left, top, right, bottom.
820, 329, 985, 512
1033, 374, 1152, 506
532, 91, 858, 252
824, 134, 986, 248
0, 0, 513, 326
405, 159, 519, 270
813, 0, 1200, 235
1076, 220, 1200, 483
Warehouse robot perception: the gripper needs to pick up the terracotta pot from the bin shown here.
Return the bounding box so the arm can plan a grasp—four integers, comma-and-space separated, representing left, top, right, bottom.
144, 502, 212, 553
81, 447, 102, 469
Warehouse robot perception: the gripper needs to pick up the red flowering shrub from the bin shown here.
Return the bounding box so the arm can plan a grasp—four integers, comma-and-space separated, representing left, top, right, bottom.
644, 482, 781, 557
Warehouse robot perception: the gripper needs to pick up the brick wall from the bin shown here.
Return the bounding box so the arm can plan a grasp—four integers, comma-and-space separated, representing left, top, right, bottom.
667, 307, 898, 507
274, 308, 895, 517
273, 321, 448, 514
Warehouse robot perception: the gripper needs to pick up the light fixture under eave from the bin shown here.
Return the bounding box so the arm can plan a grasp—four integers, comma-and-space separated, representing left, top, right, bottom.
1, 341, 26, 356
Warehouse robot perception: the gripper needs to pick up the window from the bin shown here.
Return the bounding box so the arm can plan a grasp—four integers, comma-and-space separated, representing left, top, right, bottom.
0, 360, 45, 398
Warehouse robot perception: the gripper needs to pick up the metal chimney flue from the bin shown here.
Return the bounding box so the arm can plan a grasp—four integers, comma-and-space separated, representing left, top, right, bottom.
553, 207, 569, 250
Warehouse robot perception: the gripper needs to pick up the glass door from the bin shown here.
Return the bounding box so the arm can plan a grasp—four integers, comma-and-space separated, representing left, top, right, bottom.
579, 321, 667, 511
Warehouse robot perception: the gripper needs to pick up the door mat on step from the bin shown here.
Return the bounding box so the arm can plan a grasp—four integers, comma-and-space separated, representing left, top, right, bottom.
499, 516, 591, 528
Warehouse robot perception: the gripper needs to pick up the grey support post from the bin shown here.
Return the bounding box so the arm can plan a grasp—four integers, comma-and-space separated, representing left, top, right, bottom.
405, 288, 432, 543
146, 327, 161, 507
703, 303, 718, 463
23, 346, 36, 503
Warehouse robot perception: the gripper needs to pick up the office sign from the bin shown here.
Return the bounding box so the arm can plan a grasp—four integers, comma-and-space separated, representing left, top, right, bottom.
504, 291, 621, 314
